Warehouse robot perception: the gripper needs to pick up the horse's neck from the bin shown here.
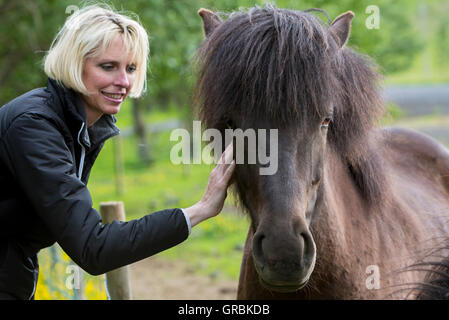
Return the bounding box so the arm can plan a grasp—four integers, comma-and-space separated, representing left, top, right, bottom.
312, 147, 443, 298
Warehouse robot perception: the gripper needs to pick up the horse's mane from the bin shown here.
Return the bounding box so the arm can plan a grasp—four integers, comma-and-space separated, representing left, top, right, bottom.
414, 257, 449, 299
194, 4, 388, 206
397, 243, 449, 299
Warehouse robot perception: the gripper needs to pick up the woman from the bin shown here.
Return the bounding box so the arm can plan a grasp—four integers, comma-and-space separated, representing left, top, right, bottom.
0, 5, 235, 299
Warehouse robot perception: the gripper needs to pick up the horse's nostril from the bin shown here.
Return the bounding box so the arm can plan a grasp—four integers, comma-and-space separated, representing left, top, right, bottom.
300, 231, 316, 268
252, 232, 266, 267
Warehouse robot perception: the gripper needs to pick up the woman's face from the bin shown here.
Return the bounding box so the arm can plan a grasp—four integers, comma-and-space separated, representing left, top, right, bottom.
81, 35, 136, 126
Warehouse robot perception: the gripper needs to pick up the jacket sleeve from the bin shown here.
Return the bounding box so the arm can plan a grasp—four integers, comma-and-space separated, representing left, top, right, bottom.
0, 113, 189, 275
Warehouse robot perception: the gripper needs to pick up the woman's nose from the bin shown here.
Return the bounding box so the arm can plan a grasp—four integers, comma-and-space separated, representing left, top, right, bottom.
114, 69, 130, 88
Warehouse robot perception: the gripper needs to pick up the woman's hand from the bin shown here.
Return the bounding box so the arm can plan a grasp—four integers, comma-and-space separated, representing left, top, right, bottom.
184, 143, 236, 228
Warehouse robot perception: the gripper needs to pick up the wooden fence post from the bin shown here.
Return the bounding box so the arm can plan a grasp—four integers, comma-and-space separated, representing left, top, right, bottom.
99, 201, 132, 300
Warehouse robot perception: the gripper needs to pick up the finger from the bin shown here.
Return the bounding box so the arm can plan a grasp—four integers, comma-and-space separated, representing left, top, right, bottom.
222, 160, 236, 185
224, 142, 234, 164
218, 142, 233, 164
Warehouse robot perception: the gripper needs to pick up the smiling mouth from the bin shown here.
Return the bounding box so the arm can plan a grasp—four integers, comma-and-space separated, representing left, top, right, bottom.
101, 91, 125, 100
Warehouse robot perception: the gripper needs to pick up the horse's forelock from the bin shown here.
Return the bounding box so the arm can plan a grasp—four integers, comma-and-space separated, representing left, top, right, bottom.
194, 5, 339, 128
194, 5, 388, 207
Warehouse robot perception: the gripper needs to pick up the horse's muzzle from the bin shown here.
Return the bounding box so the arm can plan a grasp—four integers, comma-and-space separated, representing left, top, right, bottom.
252, 228, 316, 292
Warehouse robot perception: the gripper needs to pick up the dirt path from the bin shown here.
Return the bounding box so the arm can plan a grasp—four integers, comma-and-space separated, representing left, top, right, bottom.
129, 256, 238, 300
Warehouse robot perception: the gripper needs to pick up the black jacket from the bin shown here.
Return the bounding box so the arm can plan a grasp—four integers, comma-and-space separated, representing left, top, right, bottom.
0, 78, 189, 299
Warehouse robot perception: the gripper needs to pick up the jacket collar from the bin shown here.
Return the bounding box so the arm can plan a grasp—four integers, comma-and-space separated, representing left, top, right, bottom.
46, 78, 120, 149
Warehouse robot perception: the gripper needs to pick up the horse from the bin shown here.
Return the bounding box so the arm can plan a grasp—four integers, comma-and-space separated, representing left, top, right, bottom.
194, 5, 449, 299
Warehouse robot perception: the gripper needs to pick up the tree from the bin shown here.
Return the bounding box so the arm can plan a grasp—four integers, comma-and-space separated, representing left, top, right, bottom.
0, 0, 72, 104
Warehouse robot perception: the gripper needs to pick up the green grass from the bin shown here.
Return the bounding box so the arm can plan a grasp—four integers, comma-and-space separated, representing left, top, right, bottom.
390, 114, 449, 127
162, 210, 250, 279
89, 131, 215, 216
387, 68, 449, 84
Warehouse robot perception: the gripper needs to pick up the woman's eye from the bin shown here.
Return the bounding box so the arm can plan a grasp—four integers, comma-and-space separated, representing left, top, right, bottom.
127, 65, 137, 73
321, 117, 331, 128
100, 64, 114, 71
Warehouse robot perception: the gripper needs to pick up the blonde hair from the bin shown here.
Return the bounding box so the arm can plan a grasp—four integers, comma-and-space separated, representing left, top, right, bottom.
44, 4, 149, 98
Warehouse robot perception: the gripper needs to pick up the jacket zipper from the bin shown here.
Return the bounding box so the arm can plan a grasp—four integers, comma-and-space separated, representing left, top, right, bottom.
76, 122, 86, 180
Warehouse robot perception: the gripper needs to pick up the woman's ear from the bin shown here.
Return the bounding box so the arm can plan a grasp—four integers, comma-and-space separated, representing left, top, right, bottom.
329, 11, 354, 48
198, 8, 222, 38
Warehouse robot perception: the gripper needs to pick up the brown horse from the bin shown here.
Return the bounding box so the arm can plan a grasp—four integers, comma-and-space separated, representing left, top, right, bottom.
195, 5, 449, 299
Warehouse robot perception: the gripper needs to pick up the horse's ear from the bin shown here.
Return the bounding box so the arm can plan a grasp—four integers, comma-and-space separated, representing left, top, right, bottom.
329, 11, 354, 48
198, 8, 222, 38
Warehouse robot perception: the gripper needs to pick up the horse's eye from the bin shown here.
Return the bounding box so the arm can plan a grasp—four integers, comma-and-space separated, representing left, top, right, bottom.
321, 117, 331, 128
